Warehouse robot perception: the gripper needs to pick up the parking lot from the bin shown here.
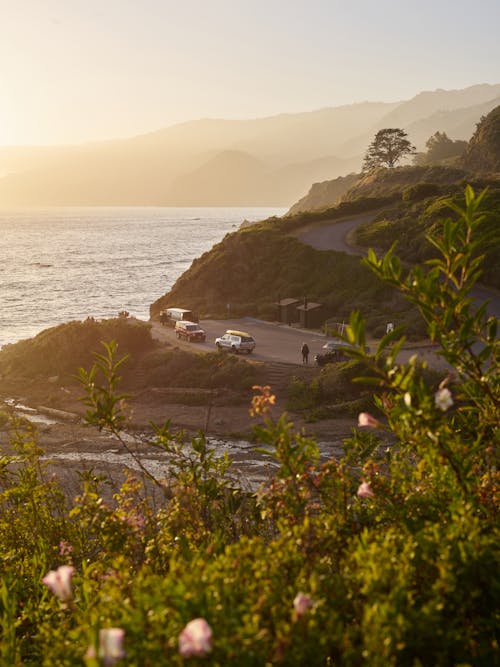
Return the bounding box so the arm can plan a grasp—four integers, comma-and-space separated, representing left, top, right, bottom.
151, 317, 330, 365
150, 316, 450, 371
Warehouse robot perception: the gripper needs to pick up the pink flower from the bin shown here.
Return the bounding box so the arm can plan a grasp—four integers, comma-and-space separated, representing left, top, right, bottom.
99, 628, 126, 666
293, 592, 314, 618
59, 540, 73, 557
358, 412, 380, 428
435, 387, 453, 412
42, 565, 74, 602
357, 481, 375, 499
179, 618, 213, 657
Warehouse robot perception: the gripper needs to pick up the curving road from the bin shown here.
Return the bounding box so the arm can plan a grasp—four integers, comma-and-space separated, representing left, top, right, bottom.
293, 213, 377, 255
294, 213, 500, 319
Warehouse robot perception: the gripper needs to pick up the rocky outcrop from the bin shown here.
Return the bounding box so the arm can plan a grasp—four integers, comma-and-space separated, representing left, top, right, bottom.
287, 173, 360, 214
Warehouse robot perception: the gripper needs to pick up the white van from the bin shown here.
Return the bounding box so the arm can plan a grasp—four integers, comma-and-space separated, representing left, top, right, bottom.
174, 320, 206, 342
160, 307, 198, 326
215, 330, 255, 354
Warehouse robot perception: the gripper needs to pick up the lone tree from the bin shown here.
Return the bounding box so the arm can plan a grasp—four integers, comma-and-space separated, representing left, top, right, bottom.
362, 128, 416, 171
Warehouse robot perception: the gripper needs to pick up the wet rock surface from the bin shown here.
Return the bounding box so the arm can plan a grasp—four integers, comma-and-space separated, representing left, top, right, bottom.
0, 378, 351, 497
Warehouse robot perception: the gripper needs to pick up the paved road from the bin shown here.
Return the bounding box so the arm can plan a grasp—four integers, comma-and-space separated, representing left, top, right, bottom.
151, 318, 332, 366
294, 213, 377, 255
150, 318, 450, 371
295, 214, 500, 319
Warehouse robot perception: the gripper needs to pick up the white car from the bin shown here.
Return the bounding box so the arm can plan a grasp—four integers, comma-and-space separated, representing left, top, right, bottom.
322, 341, 354, 352
215, 330, 256, 354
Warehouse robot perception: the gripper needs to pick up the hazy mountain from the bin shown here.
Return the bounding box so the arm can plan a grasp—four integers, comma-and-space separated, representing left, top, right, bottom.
0, 84, 498, 207
335, 85, 500, 158
169, 151, 361, 206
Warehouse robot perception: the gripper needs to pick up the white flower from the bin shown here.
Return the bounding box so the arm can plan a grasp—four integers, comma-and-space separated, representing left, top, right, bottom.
293, 592, 314, 618
357, 481, 375, 499
99, 628, 125, 666
42, 565, 74, 602
358, 412, 380, 428
435, 387, 453, 412
179, 618, 213, 657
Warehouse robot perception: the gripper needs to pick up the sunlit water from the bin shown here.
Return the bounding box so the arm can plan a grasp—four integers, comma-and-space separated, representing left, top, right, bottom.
0, 206, 285, 348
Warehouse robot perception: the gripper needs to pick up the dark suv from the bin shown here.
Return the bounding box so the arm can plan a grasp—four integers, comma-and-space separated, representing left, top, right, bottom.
175, 320, 206, 342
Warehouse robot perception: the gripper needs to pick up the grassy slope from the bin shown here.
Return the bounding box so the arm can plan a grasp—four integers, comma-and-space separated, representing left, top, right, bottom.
150, 220, 424, 337
152, 161, 500, 331
0, 318, 261, 395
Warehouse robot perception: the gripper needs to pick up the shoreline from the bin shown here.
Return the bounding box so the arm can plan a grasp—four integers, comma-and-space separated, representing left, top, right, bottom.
0, 374, 354, 497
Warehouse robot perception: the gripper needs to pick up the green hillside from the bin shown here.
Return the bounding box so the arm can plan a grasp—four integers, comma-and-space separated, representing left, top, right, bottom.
152, 109, 500, 333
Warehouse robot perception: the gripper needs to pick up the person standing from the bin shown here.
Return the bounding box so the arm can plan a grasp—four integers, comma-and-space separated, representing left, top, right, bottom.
301, 342, 310, 364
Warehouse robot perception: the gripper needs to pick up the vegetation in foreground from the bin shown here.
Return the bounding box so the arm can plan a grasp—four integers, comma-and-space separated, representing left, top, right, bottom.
0, 188, 498, 665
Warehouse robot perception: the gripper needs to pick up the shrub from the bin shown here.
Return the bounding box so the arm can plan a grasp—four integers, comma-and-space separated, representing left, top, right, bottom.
402, 182, 442, 202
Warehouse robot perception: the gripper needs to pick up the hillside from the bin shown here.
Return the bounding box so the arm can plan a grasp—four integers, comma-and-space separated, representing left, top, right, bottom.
150, 217, 427, 339
288, 104, 500, 214
461, 105, 500, 172
153, 107, 500, 329
1, 84, 499, 206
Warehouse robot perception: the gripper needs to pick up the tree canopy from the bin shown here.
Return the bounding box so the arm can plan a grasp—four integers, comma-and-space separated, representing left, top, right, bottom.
414, 131, 467, 165
362, 128, 416, 171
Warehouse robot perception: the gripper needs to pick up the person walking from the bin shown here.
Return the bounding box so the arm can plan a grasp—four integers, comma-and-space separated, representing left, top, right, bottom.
301, 342, 310, 364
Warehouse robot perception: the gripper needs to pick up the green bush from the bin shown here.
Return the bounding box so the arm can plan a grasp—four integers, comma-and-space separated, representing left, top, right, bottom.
0, 317, 153, 381
141, 349, 261, 391
402, 181, 442, 202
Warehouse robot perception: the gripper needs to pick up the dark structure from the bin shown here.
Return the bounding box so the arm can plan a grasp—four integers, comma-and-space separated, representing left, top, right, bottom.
275, 298, 301, 324
296, 301, 324, 328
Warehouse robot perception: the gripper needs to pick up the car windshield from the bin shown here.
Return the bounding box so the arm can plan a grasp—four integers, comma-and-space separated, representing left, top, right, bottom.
186, 325, 199, 331
324, 341, 352, 350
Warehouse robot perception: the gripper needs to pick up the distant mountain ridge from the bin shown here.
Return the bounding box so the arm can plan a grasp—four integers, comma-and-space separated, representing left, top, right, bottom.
0, 83, 499, 206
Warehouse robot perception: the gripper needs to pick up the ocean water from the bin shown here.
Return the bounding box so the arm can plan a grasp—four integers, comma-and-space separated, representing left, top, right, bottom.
0, 206, 285, 348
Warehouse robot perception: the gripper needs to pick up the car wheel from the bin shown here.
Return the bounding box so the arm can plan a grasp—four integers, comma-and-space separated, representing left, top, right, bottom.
247, 349, 252, 354
216, 343, 222, 351
231, 345, 238, 354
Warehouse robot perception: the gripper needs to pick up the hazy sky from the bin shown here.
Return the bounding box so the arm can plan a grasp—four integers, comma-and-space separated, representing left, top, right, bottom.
1, 0, 499, 146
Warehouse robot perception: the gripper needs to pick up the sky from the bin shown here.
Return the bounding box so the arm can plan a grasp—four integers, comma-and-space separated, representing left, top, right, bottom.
1, 0, 499, 146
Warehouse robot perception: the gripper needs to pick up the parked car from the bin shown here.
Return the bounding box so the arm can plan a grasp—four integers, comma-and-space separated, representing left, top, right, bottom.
215, 330, 255, 354
160, 307, 198, 326
315, 341, 354, 366
174, 320, 206, 342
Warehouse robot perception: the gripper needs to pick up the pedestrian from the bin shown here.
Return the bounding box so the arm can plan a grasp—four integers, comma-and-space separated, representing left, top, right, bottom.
301, 342, 310, 364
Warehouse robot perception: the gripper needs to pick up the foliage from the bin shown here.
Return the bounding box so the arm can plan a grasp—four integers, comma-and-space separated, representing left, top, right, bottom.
354, 185, 500, 290
462, 104, 500, 173
139, 348, 262, 392
0, 187, 498, 665
0, 317, 153, 381
414, 131, 467, 166
362, 128, 416, 171
401, 181, 442, 202
286, 359, 374, 414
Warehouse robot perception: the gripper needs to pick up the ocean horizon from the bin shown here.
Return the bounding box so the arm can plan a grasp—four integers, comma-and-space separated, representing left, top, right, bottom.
0, 206, 286, 348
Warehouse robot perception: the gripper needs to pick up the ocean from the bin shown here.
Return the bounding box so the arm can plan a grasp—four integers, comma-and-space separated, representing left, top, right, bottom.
0, 206, 285, 348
